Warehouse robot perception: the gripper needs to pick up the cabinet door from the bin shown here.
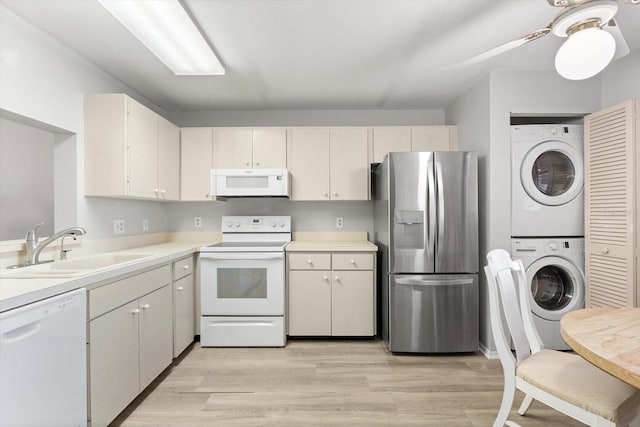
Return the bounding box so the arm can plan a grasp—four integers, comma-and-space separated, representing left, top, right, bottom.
288, 128, 330, 200
372, 127, 411, 163
585, 100, 636, 307
288, 270, 332, 335
180, 128, 214, 201
411, 126, 452, 152
173, 274, 195, 357
90, 300, 140, 427
252, 128, 287, 168
330, 128, 369, 200
217, 128, 253, 168
139, 285, 173, 390
158, 116, 180, 200
127, 99, 159, 198
332, 271, 374, 336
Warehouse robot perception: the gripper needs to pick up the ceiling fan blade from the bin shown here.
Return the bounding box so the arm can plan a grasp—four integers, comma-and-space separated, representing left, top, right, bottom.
604, 18, 630, 61
442, 27, 551, 70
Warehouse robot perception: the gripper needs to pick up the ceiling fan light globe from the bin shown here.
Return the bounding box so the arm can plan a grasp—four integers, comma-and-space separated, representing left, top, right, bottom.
555, 27, 616, 80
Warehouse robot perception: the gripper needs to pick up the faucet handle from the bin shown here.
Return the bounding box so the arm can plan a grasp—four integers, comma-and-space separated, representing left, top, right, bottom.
26, 222, 44, 241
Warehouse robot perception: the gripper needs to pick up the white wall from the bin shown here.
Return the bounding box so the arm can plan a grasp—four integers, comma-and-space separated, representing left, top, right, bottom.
0, 5, 168, 239
600, 51, 640, 109
0, 117, 55, 239
169, 109, 446, 127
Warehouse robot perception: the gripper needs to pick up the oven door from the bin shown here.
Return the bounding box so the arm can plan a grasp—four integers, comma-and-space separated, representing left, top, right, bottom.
200, 251, 285, 315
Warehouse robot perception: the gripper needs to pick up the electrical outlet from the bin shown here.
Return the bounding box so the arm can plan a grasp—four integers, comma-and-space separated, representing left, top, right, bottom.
336, 217, 344, 228
114, 219, 125, 234
194, 217, 202, 228
142, 218, 149, 232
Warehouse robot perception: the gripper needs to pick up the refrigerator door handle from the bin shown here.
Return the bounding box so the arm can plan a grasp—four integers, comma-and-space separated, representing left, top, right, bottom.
427, 155, 436, 254
435, 159, 445, 257
395, 278, 474, 286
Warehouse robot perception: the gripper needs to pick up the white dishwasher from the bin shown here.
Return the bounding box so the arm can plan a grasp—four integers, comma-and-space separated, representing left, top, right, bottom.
0, 288, 87, 427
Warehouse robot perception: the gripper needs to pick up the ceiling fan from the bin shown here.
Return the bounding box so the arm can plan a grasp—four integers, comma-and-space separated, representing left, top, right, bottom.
445, 0, 638, 80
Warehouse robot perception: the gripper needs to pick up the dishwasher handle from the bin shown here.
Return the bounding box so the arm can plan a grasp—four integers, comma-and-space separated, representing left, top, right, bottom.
395, 277, 474, 287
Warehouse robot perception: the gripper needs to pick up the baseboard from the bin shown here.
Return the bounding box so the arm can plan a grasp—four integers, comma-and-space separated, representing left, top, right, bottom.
479, 342, 499, 359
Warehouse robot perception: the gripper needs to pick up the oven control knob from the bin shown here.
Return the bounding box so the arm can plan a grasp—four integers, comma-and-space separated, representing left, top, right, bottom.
271, 221, 277, 227
226, 221, 233, 228
279, 221, 285, 227
235, 220, 241, 227
548, 242, 558, 251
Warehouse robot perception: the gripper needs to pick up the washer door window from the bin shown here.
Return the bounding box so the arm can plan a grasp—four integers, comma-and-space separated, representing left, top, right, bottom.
521, 140, 583, 206
525, 256, 584, 321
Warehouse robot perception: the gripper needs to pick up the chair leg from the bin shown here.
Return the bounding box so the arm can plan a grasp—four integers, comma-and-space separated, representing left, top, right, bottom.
517, 394, 533, 416
493, 375, 516, 427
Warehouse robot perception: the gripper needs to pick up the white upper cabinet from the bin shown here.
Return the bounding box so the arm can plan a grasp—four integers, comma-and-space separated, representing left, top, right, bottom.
180, 128, 217, 201
371, 126, 457, 163
288, 128, 331, 200
84, 94, 180, 200
371, 127, 411, 163
215, 128, 286, 169
329, 128, 369, 200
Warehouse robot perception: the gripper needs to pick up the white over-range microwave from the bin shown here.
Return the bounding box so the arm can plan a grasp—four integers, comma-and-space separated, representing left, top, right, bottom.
210, 168, 291, 198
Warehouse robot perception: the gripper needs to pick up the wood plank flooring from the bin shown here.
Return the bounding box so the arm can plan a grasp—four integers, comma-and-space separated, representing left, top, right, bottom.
111, 339, 583, 426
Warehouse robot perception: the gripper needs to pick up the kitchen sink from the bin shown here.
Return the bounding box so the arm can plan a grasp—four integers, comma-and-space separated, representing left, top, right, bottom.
1, 252, 156, 278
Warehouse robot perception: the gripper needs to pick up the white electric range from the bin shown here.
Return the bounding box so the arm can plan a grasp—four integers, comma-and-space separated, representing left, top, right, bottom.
199, 216, 291, 347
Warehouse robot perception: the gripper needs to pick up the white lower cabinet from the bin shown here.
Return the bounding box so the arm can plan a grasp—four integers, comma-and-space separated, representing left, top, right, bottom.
88, 266, 172, 427
172, 256, 195, 357
287, 252, 375, 336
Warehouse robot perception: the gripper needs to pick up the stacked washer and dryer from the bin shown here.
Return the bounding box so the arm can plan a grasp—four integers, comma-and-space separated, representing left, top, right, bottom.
510, 124, 585, 350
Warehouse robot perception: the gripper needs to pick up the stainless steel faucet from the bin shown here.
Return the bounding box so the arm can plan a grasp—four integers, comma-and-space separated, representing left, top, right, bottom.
25, 224, 87, 266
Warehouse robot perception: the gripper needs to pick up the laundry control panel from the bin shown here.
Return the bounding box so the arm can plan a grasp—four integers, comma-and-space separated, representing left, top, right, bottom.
512, 238, 584, 256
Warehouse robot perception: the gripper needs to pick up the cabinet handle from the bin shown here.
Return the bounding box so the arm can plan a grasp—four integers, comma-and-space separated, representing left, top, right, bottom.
333, 192, 338, 197
176, 286, 184, 291
307, 259, 313, 264
246, 162, 250, 167
183, 265, 190, 270
132, 308, 140, 315
322, 192, 328, 197
334, 276, 340, 282
255, 162, 260, 166
154, 188, 160, 194
349, 259, 355, 265
141, 303, 151, 310
160, 189, 166, 195
323, 276, 329, 281
205, 193, 210, 198
602, 247, 609, 254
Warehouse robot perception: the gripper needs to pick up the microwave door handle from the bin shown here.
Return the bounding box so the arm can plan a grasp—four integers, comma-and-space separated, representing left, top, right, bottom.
201, 253, 284, 261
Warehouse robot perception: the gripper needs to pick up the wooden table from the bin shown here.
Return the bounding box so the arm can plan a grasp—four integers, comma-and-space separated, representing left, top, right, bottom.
560, 307, 640, 389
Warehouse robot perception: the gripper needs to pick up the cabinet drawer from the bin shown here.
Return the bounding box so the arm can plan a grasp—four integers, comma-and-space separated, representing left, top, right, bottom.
173, 256, 193, 281
332, 253, 374, 270
288, 253, 331, 270
89, 265, 171, 319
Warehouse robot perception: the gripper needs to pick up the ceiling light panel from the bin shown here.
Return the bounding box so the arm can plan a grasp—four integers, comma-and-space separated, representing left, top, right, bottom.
98, 0, 224, 75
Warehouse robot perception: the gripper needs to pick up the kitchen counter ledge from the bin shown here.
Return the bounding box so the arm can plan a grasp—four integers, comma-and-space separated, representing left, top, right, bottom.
0, 241, 214, 313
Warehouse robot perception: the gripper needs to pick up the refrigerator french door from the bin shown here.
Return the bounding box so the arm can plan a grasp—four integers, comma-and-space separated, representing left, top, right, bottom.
373, 151, 479, 353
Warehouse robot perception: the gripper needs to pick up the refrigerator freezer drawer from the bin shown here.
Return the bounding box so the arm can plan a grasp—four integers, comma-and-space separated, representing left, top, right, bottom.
389, 274, 478, 353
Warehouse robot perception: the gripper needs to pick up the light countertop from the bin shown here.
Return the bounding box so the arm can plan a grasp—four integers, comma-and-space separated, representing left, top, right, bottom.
0, 242, 210, 313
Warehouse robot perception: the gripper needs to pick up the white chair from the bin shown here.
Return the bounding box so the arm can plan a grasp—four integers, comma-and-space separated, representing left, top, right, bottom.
484, 249, 640, 427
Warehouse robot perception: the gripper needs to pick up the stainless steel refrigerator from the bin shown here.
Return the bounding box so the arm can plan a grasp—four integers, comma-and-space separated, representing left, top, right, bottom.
372, 151, 479, 353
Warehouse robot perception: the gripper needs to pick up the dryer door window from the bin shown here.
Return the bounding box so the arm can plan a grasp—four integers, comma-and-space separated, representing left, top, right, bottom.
531, 151, 575, 197
525, 256, 584, 321
521, 140, 583, 206
531, 265, 573, 310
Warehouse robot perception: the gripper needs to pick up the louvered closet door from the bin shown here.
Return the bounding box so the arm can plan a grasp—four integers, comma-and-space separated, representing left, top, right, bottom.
585, 99, 636, 307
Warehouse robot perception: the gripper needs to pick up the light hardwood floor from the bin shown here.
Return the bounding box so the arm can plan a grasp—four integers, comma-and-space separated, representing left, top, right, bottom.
112, 339, 583, 426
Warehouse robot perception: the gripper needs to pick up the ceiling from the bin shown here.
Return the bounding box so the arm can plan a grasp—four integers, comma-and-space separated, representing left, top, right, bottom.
3, 0, 640, 112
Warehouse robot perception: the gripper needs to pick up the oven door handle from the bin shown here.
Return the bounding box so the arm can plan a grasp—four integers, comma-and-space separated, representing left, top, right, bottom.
200, 252, 284, 261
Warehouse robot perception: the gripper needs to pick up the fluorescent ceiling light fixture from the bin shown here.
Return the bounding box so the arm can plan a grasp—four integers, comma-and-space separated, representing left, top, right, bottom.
555, 25, 615, 80
98, 0, 224, 76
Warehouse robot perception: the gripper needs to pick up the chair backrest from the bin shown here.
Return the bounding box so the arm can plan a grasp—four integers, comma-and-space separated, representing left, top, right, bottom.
485, 249, 544, 368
